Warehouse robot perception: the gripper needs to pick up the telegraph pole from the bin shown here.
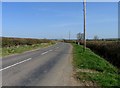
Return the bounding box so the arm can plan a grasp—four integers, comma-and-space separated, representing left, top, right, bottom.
83, 0, 86, 51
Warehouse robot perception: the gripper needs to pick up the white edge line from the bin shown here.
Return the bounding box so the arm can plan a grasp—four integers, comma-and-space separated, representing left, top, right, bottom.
0, 58, 32, 71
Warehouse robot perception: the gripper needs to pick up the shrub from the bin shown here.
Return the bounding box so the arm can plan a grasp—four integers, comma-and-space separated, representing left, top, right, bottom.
85, 41, 120, 69
2, 37, 52, 47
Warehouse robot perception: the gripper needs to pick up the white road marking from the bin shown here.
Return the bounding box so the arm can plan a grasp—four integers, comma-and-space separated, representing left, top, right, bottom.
49, 49, 53, 52
41, 51, 49, 55
0, 58, 32, 72
41, 49, 53, 55
56, 47, 59, 49
1, 49, 54, 71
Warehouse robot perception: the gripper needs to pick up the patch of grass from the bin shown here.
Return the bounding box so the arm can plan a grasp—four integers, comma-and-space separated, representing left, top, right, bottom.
76, 72, 119, 87
2, 43, 54, 57
72, 43, 120, 87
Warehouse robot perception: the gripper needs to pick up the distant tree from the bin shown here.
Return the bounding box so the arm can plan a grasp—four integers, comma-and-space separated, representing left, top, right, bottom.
94, 35, 99, 40
77, 33, 84, 40
77, 33, 84, 45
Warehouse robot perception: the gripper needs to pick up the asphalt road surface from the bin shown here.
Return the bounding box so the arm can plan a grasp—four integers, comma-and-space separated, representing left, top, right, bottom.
2, 42, 79, 86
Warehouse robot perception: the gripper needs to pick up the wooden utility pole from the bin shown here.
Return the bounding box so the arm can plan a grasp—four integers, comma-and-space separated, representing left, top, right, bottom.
83, 0, 86, 51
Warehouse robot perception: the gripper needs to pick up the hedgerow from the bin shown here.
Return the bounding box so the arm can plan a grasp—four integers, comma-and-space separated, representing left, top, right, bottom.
2, 37, 52, 47
86, 41, 120, 69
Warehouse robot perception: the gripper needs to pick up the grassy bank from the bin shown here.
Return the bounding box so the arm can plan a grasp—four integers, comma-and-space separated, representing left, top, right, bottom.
1, 43, 54, 57
72, 43, 120, 87
86, 41, 120, 68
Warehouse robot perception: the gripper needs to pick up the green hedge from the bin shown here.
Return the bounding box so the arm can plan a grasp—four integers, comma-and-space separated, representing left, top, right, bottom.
2, 37, 52, 47
86, 41, 120, 69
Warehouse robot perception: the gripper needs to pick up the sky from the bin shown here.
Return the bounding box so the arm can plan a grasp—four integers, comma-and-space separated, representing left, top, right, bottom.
2, 2, 118, 39
118, 2, 120, 39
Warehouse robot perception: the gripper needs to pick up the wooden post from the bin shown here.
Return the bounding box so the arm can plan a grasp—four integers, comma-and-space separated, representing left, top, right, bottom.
83, 0, 86, 51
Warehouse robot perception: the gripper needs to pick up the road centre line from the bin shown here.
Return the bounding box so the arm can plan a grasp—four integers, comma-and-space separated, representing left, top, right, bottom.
41, 51, 49, 55
41, 49, 53, 55
49, 49, 53, 52
0, 58, 32, 72
1, 49, 54, 71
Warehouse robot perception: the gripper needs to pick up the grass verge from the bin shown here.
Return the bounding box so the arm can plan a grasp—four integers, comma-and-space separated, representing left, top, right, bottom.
1, 43, 54, 57
72, 43, 120, 87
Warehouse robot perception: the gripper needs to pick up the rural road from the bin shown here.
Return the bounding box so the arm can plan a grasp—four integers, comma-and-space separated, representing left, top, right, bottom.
1, 42, 79, 86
